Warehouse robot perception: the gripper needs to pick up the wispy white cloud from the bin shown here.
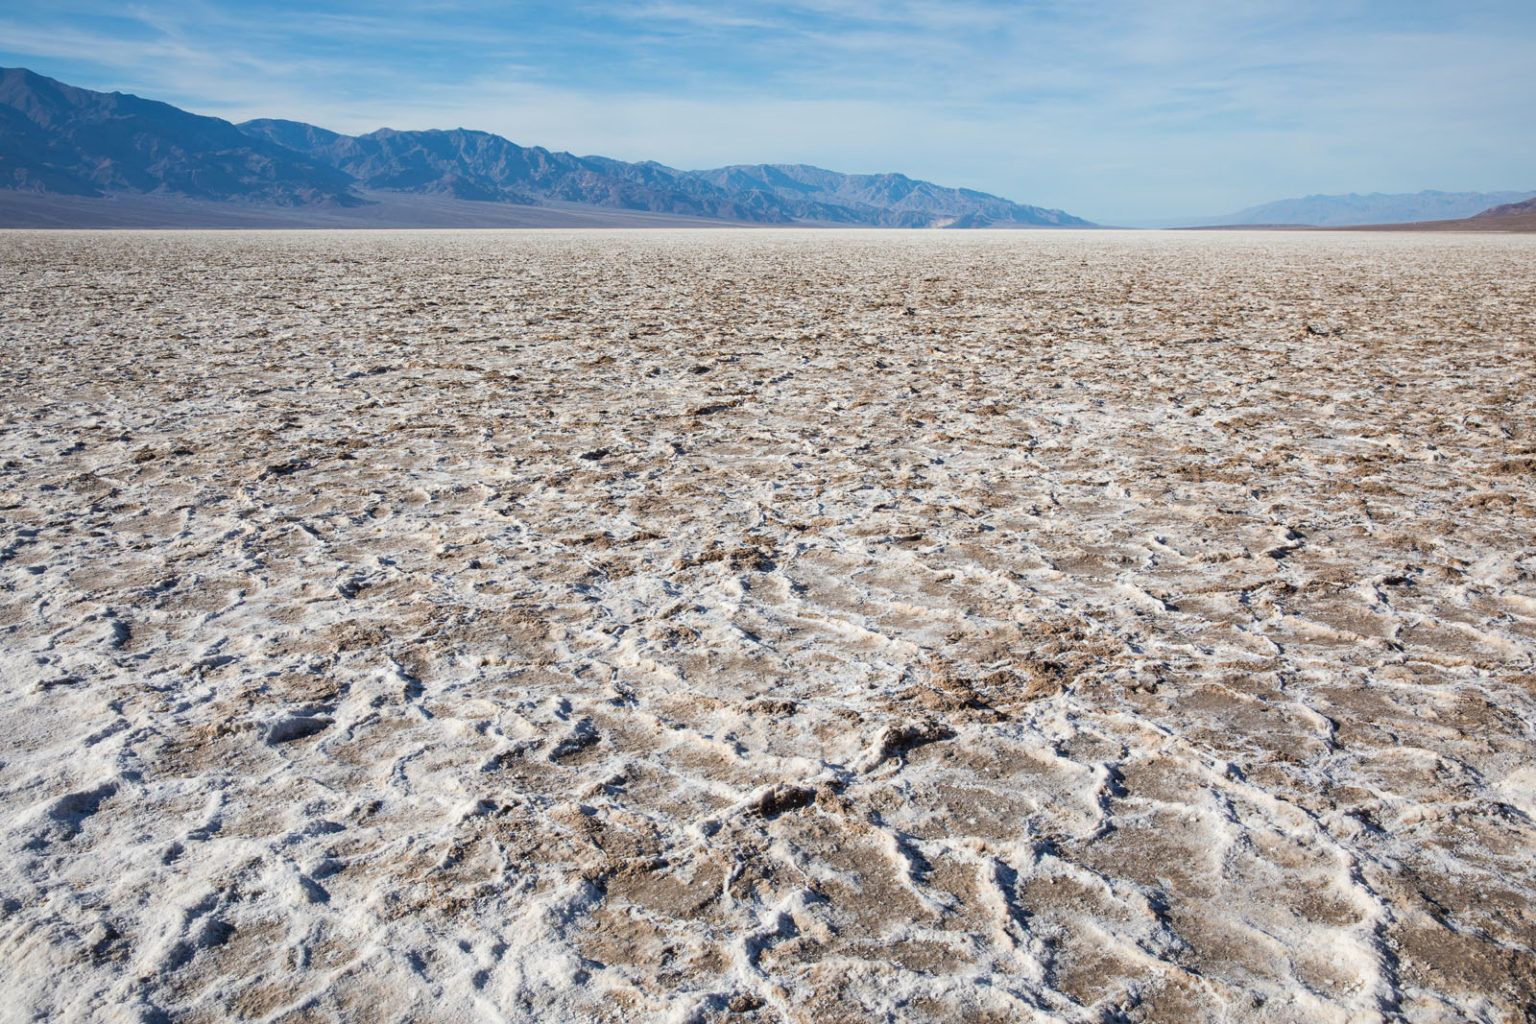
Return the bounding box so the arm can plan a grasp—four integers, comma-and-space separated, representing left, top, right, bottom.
1, 0, 1533, 221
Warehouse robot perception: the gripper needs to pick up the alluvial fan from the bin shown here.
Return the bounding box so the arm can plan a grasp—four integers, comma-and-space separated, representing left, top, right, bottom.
1, 229, 1533, 1023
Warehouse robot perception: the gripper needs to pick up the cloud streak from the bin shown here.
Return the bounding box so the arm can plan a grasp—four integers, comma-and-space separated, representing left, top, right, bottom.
2, 0, 1533, 221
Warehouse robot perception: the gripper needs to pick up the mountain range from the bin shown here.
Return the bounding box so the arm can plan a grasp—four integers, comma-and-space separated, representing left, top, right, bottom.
1190, 189, 1536, 228
0, 67, 1089, 229
1354, 195, 1536, 234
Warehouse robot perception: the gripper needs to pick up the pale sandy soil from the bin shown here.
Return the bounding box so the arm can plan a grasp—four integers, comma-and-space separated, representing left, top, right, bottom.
1, 229, 1534, 1024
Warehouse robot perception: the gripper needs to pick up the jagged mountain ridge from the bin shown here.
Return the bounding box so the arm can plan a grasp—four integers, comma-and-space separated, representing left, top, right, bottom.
237, 119, 1089, 227
688, 164, 1086, 226
0, 67, 1088, 227
237, 120, 795, 221
0, 68, 357, 205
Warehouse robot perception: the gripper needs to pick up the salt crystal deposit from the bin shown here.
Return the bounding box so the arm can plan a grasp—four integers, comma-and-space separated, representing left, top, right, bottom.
1, 228, 1533, 1022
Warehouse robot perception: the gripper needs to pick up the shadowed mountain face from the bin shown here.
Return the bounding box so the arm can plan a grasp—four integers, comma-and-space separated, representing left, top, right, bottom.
688, 164, 1091, 226
239, 120, 779, 218
239, 119, 1089, 226
0, 68, 359, 205
0, 67, 1088, 227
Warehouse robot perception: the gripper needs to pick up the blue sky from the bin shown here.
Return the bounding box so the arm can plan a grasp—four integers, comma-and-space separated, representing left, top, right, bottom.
2, 1, 1533, 223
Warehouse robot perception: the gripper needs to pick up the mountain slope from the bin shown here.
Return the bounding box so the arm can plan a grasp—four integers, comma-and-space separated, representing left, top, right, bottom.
689, 164, 1089, 226
0, 188, 750, 229
0, 68, 358, 205
1196, 189, 1536, 227
1474, 196, 1536, 221
1, 66, 1090, 228
240, 120, 1085, 226
1352, 195, 1536, 233
239, 120, 783, 219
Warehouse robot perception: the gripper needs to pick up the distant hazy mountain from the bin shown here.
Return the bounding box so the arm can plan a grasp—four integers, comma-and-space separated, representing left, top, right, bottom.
1475, 196, 1536, 220
1, 67, 1089, 228
1465, 196, 1536, 231
1357, 195, 1536, 234
1194, 189, 1536, 227
0, 67, 357, 206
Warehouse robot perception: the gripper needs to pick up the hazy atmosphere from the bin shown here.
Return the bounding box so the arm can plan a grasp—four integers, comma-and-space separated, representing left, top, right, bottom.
2, 0, 1534, 223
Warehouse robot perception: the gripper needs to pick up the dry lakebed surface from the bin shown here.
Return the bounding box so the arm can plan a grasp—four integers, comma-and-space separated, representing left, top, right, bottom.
1, 229, 1534, 1023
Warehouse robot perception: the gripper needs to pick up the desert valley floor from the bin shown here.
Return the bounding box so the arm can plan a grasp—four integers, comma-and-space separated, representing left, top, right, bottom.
1, 229, 1533, 1023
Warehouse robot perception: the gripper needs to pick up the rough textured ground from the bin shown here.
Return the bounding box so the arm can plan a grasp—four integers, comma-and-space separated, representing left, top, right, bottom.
1, 229, 1534, 1024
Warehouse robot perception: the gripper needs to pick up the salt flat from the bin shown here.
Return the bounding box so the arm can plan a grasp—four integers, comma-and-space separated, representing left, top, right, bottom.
1, 229, 1533, 1023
